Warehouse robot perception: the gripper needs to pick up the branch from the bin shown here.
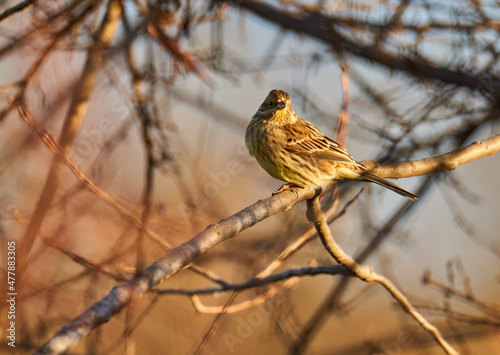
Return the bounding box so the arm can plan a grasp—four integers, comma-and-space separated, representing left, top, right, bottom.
187, 194, 358, 321
33, 128, 500, 353
290, 127, 492, 352
155, 265, 350, 295
17, 0, 123, 274
290, 178, 433, 355
362, 134, 500, 179
223, 0, 500, 102
192, 277, 298, 314
34, 185, 318, 354
423, 271, 500, 318
0, 2, 95, 123
306, 196, 459, 355
0, 0, 37, 23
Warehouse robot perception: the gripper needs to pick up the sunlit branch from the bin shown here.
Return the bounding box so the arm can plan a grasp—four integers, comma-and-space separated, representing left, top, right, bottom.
306, 196, 459, 355
362, 134, 500, 179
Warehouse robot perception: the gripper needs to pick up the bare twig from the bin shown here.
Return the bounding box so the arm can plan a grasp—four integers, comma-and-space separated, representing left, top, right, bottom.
126, 41, 156, 271
336, 64, 350, 146
291, 177, 433, 354
191, 277, 298, 314
194, 291, 238, 355
423, 271, 500, 318
40, 234, 126, 282
0, 0, 38, 22
188, 190, 359, 315
0, 2, 95, 122
155, 265, 350, 296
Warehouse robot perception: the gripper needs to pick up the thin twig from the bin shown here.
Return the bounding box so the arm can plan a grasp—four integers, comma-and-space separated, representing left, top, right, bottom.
423, 271, 500, 318
336, 64, 350, 146
0, 0, 38, 22
155, 265, 350, 296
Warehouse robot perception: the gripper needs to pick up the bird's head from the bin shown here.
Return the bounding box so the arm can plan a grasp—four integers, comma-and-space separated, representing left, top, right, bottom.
256, 90, 295, 123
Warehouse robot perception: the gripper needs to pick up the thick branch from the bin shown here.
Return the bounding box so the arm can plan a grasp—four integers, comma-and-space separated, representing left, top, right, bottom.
34, 185, 318, 354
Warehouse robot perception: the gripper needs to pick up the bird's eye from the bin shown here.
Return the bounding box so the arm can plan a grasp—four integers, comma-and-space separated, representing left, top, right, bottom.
268, 101, 273, 107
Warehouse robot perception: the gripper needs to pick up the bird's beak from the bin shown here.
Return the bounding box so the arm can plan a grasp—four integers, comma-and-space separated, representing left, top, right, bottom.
277, 102, 286, 109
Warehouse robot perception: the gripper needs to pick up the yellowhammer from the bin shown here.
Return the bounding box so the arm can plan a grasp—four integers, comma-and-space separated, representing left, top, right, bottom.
245, 89, 417, 201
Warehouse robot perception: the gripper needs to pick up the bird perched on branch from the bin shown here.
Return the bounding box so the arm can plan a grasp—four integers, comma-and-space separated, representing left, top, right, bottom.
245, 89, 417, 201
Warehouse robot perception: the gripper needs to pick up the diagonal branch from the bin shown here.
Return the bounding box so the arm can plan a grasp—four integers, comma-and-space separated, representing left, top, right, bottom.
34, 184, 319, 354
0, 0, 38, 23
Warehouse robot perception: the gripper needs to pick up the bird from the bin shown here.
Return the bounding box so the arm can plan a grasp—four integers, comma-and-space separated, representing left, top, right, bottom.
245, 89, 417, 201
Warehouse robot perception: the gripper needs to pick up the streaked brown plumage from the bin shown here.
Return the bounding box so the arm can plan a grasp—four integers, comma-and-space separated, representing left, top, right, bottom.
245, 89, 417, 201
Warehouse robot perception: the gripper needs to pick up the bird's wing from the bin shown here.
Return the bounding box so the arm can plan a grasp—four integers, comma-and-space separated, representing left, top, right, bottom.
282, 118, 359, 164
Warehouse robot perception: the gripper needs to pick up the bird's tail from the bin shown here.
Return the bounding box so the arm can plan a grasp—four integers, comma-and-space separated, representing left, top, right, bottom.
361, 172, 418, 201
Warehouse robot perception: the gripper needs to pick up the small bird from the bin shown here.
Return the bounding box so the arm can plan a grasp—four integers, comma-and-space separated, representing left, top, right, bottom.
245, 89, 417, 201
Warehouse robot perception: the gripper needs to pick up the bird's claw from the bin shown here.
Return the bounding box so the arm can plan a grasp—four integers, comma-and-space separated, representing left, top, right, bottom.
272, 183, 299, 197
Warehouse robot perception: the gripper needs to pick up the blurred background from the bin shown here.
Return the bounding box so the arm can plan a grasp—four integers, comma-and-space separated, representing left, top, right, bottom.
0, 0, 499, 354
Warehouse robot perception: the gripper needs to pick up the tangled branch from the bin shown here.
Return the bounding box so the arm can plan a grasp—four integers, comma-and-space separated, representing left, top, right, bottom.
33, 130, 500, 353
